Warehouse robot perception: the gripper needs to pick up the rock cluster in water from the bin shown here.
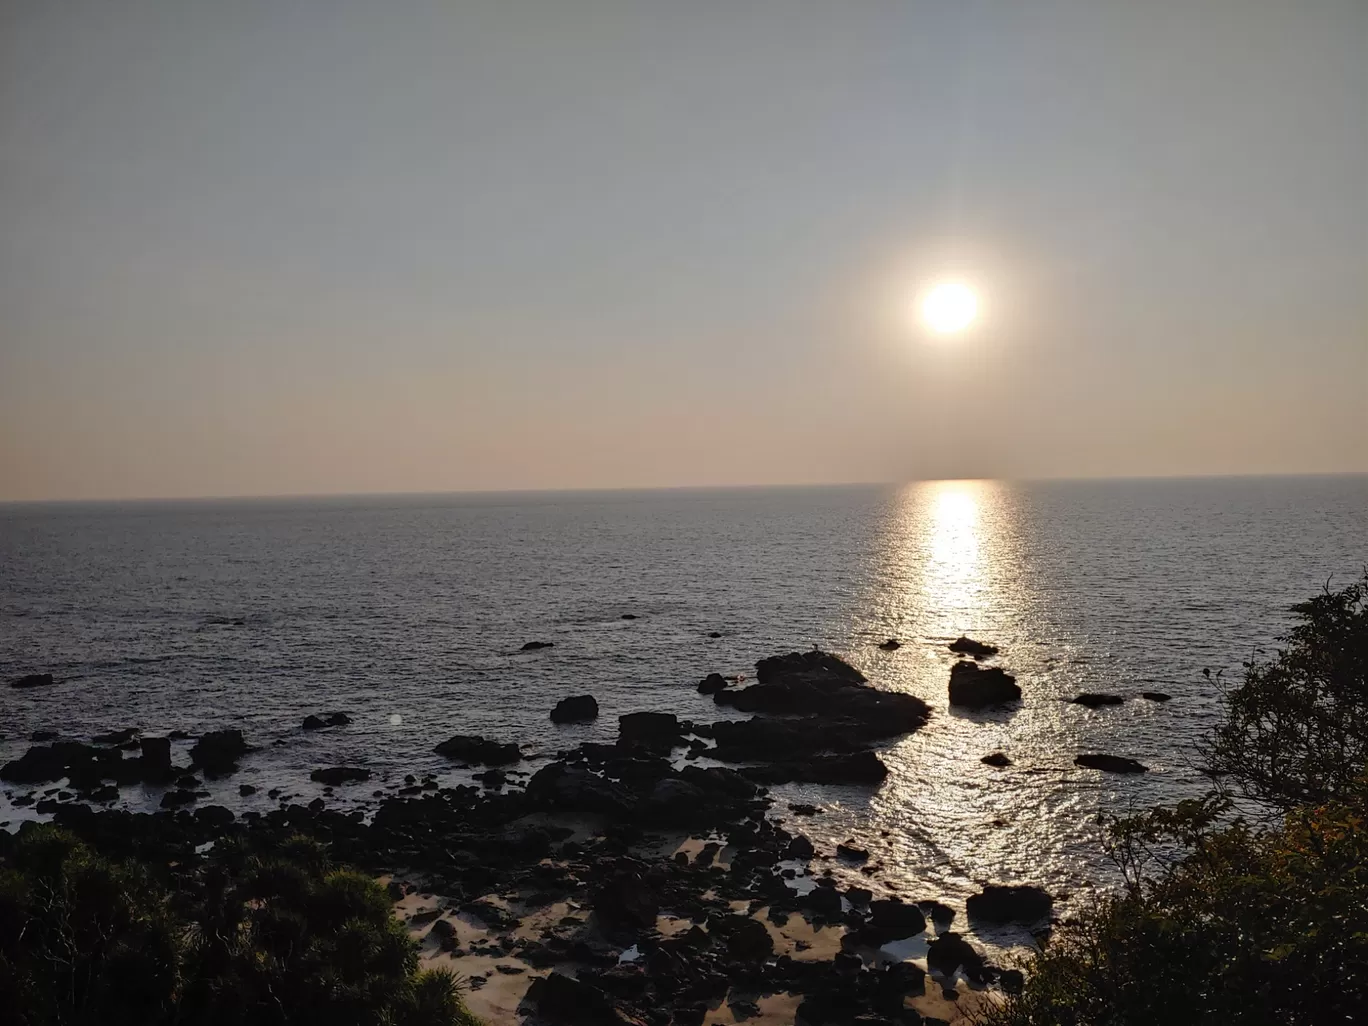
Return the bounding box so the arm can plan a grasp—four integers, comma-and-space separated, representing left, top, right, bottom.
1, 643, 1176, 1023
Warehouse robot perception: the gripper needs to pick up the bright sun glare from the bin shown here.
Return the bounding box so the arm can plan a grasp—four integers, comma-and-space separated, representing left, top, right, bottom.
919, 281, 980, 335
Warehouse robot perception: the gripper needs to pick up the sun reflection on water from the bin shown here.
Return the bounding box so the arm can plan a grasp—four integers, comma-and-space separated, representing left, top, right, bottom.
922, 481, 989, 634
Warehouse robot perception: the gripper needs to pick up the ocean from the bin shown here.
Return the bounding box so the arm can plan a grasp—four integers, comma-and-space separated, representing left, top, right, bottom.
2, 475, 1364, 946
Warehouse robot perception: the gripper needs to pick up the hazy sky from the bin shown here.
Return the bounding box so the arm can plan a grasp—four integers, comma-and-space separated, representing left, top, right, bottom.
2, 1, 1364, 500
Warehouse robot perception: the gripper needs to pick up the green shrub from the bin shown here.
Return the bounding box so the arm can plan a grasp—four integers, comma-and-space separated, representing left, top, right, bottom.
0, 828, 480, 1026
0, 825, 179, 1026
985, 574, 1368, 1026
1208, 571, 1368, 811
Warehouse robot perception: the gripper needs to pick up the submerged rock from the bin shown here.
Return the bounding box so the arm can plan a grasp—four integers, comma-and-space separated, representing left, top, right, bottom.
302, 712, 351, 730
1071, 693, 1124, 708
520, 640, 554, 651
981, 751, 1012, 767
966, 884, 1053, 925
11, 673, 56, 689
878, 638, 901, 651
741, 750, 888, 785
948, 660, 1021, 708
697, 673, 730, 695
92, 728, 139, 746
1141, 691, 1173, 702
1075, 753, 1148, 773
551, 694, 600, 723
310, 766, 371, 785
189, 730, 250, 776
948, 636, 999, 658
433, 734, 521, 765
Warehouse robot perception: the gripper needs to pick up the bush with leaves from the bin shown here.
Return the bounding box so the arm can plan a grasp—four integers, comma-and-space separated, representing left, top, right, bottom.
0, 828, 479, 1026
1208, 570, 1368, 811
984, 574, 1368, 1026
0, 825, 179, 1026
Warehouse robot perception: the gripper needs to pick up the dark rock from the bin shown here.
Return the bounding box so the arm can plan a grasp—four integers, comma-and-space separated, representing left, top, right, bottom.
551, 695, 599, 723
869, 898, 926, 938
526, 763, 636, 817
981, 751, 1012, 767
2, 744, 75, 784
872, 961, 927, 1012
725, 916, 774, 960
1071, 693, 1124, 708
839, 888, 870, 909
160, 789, 198, 808
741, 750, 888, 785
785, 834, 816, 860
430, 917, 458, 950
239, 784, 257, 797
526, 972, 644, 1025
697, 673, 730, 695
707, 631, 722, 638
310, 766, 371, 786
1141, 691, 1173, 702
837, 843, 870, 863
593, 871, 658, 931
189, 730, 249, 776
1075, 753, 1148, 774
474, 767, 507, 788
92, 728, 138, 746
30, 730, 58, 742
756, 650, 868, 687
139, 737, 173, 777
833, 950, 863, 977
302, 712, 348, 730
948, 661, 1020, 707
1000, 969, 1025, 994
196, 805, 235, 829
618, 711, 683, 747
789, 803, 822, 816
919, 900, 955, 928
11, 673, 56, 689
434, 734, 521, 765
927, 932, 990, 983
948, 636, 999, 658
878, 639, 901, 651
643, 777, 708, 817
521, 641, 554, 651
621, 614, 638, 620
803, 885, 842, 918
678, 764, 757, 800
966, 884, 1053, 925
463, 899, 519, 930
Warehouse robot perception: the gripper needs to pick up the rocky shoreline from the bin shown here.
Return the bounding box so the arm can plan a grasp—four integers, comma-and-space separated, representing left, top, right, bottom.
1, 645, 1153, 1025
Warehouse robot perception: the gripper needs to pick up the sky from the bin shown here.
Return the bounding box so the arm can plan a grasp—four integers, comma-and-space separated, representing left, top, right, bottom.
1, 0, 1364, 501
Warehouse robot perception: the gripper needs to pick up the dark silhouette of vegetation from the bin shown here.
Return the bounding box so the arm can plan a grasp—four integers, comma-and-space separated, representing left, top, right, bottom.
0, 828, 478, 1026
984, 574, 1368, 1026
1209, 571, 1368, 810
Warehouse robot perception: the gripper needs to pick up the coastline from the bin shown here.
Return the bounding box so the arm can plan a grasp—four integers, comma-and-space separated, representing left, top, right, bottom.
4, 650, 1028, 1024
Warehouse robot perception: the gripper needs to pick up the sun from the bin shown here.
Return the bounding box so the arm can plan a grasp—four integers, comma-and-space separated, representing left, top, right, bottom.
919, 281, 979, 335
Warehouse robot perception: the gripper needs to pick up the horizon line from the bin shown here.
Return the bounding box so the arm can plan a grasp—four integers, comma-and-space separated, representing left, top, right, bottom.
3, 469, 1366, 507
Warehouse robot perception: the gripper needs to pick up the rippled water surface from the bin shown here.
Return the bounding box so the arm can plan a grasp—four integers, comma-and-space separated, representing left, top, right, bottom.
2, 477, 1365, 941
